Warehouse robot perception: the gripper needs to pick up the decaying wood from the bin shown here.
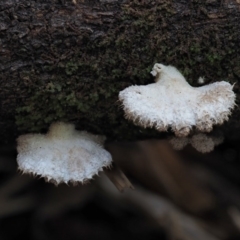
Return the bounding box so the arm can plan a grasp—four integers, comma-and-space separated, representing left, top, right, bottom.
104, 162, 134, 192
106, 140, 215, 215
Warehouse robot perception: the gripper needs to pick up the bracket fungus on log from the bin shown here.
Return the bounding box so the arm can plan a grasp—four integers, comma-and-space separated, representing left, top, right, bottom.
119, 63, 236, 137
169, 133, 224, 153
16, 122, 112, 185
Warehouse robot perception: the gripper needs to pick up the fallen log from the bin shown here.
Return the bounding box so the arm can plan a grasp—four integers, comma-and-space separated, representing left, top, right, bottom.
0, 0, 240, 143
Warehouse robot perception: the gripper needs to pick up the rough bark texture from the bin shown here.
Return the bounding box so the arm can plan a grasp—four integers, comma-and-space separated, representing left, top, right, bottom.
0, 0, 240, 143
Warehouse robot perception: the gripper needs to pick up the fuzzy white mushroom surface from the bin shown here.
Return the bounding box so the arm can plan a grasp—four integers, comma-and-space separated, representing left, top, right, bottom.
119, 63, 235, 137
17, 122, 112, 185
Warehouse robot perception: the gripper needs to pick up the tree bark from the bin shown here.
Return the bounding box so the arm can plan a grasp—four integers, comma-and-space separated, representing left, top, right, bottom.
0, 0, 240, 143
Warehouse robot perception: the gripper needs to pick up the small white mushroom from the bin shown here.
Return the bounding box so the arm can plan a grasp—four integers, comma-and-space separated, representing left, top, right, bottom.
197, 76, 205, 85
190, 134, 215, 153
169, 137, 189, 151
119, 63, 235, 137
169, 132, 224, 153
17, 122, 112, 185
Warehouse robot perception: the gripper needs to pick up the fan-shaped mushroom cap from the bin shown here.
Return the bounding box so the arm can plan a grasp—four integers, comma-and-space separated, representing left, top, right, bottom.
17, 122, 112, 185
119, 63, 235, 137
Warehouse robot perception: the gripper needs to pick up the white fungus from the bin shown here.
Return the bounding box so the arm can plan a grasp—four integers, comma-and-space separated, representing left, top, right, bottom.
17, 122, 112, 185
197, 76, 205, 85
190, 134, 215, 153
119, 63, 235, 137
169, 137, 189, 151
169, 133, 224, 153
